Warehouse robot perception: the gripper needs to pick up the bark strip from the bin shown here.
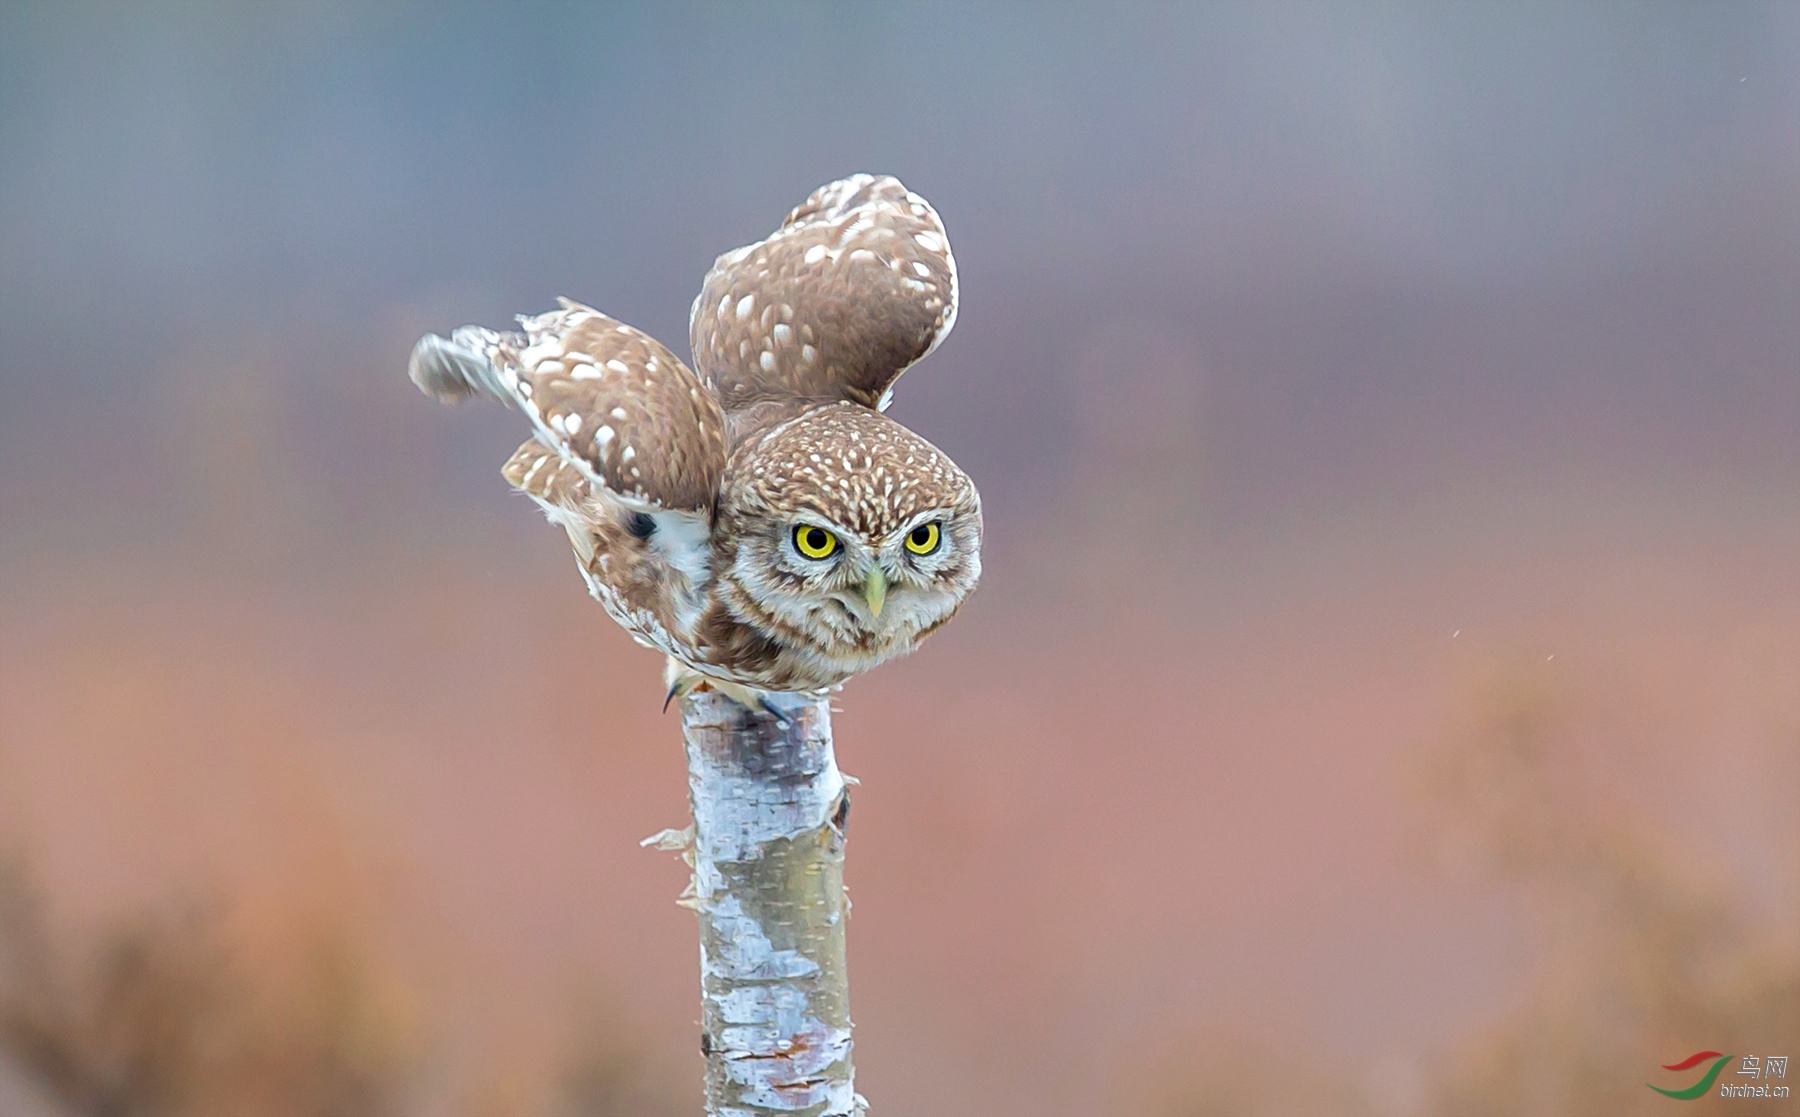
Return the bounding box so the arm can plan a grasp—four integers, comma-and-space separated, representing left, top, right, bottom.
679, 689, 859, 1117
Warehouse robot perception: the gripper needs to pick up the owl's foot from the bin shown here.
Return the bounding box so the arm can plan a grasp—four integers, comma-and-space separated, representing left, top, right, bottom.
663, 657, 704, 713
664, 657, 801, 723
667, 681, 786, 723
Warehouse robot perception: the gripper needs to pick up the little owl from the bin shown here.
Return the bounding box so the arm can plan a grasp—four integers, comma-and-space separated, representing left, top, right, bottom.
409, 174, 982, 708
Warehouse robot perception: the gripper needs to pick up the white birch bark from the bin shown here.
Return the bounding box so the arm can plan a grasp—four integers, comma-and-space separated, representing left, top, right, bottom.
663, 689, 861, 1117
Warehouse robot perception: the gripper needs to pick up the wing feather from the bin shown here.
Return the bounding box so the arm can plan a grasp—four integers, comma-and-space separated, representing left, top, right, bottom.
689, 174, 958, 412
411, 300, 727, 513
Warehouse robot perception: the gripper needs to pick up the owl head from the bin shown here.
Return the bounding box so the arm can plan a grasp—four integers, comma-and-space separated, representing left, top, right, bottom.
717, 401, 981, 677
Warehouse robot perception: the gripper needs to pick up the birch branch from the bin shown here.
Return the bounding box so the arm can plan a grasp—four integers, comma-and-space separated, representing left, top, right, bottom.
654, 688, 862, 1117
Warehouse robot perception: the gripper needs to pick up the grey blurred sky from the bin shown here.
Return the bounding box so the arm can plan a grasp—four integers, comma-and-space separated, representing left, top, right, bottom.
1, 1, 1796, 565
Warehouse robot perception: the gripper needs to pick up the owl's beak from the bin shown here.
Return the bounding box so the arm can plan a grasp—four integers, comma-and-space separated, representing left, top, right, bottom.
862, 566, 888, 618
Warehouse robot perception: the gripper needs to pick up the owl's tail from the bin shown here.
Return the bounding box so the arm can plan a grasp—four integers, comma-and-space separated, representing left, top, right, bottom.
408, 327, 521, 407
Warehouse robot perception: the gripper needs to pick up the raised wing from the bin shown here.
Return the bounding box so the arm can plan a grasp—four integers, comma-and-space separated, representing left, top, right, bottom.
689, 174, 958, 412
411, 299, 727, 513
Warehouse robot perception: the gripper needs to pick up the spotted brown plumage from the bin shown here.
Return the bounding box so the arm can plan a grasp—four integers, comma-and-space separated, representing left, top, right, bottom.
501, 438, 588, 506
410, 175, 980, 700
689, 174, 958, 412
723, 401, 976, 540
412, 298, 726, 512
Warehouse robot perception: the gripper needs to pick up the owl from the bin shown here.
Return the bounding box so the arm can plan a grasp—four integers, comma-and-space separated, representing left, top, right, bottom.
409, 174, 981, 709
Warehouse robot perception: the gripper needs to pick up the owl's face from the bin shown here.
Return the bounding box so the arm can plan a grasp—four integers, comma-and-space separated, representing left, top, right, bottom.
718, 403, 982, 678
746, 499, 980, 645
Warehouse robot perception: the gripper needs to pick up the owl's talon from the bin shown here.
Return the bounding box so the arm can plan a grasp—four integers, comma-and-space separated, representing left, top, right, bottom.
757, 695, 791, 725
663, 657, 705, 713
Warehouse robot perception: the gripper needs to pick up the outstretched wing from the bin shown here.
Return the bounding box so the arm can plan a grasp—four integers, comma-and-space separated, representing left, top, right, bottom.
411, 298, 727, 514
689, 173, 958, 412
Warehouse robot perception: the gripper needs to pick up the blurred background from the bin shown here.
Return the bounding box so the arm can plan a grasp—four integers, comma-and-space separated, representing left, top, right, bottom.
1, 3, 1797, 1115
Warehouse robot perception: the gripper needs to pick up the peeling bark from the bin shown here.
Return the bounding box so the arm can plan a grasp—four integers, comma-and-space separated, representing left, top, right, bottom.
676, 689, 860, 1117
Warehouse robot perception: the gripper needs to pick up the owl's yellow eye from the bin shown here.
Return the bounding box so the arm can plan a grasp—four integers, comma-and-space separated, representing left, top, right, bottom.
793, 524, 839, 559
903, 521, 942, 556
